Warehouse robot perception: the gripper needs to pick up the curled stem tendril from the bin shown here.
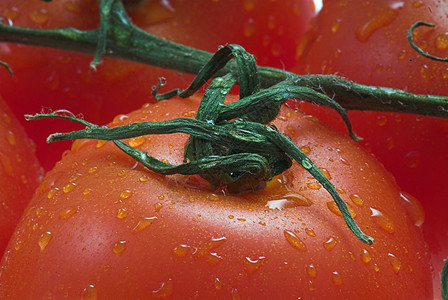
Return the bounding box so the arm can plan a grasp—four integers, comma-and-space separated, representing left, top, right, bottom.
408, 21, 448, 62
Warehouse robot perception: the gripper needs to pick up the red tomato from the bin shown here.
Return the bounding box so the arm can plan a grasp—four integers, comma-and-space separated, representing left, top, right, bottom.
0, 95, 42, 254
0, 96, 432, 299
0, 0, 315, 170
292, 1, 448, 297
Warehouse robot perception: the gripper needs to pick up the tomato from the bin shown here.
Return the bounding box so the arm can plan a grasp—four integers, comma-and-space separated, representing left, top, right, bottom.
0, 0, 316, 170
0, 95, 42, 254
0, 95, 432, 299
292, 1, 448, 297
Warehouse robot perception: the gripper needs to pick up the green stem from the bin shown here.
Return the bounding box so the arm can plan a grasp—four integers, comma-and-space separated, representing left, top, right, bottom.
408, 21, 448, 62
0, 0, 447, 118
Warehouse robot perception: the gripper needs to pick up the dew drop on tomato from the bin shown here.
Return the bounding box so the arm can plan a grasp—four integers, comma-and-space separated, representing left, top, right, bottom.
129, 136, 146, 147
305, 227, 316, 237
327, 201, 356, 218
81, 285, 97, 300
5, 130, 15, 146
305, 264, 317, 278
131, 216, 158, 234
63, 1, 82, 14
59, 206, 79, 220
332, 271, 343, 286
116, 208, 128, 219
399, 192, 425, 227
112, 240, 127, 255
120, 189, 133, 200
355, 5, 401, 43
388, 253, 402, 274
214, 278, 222, 290
38, 231, 52, 251
283, 230, 307, 252
323, 237, 337, 251
360, 249, 372, 263
173, 244, 190, 258
152, 278, 173, 298
243, 256, 266, 275
306, 182, 321, 190
370, 207, 394, 233
154, 202, 163, 212
0, 152, 13, 176
349, 193, 364, 207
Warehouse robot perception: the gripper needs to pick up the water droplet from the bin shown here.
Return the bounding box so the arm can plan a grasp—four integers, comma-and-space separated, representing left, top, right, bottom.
399, 192, 425, 227
113, 114, 129, 125
327, 201, 356, 218
128, 136, 146, 147
206, 193, 219, 201
63, 182, 76, 193
38, 232, 52, 251
59, 206, 79, 220
388, 253, 402, 273
14, 239, 23, 250
331, 19, 342, 33
154, 202, 163, 212
265, 192, 313, 209
320, 168, 332, 180
152, 278, 173, 298
349, 194, 364, 207
305, 264, 317, 278
283, 230, 307, 252
47, 187, 59, 199
81, 285, 97, 300
374, 264, 380, 272
360, 249, 372, 263
243, 18, 255, 38
355, 5, 400, 42
376, 115, 388, 126
131, 216, 158, 233
214, 277, 223, 290
305, 228, 316, 237
306, 182, 321, 190
435, 32, 448, 50
244, 256, 266, 275
96, 140, 107, 148
193, 237, 227, 265
64, 1, 82, 14
120, 189, 133, 200
370, 207, 394, 233
2, 7, 19, 22
0, 152, 13, 176
173, 244, 190, 257
28, 9, 49, 25
323, 237, 337, 251
231, 288, 240, 300
340, 157, 350, 165
404, 151, 420, 168
6, 130, 15, 146
301, 159, 312, 169
116, 208, 128, 219
112, 240, 127, 255
332, 271, 343, 285
308, 280, 316, 291
300, 145, 311, 154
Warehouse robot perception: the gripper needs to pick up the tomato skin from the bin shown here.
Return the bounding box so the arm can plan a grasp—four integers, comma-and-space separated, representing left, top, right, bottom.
292, 1, 448, 296
0, 0, 315, 170
0, 96, 432, 299
0, 95, 42, 254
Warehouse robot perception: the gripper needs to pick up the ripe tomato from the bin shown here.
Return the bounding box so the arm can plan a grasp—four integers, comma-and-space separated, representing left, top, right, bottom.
292, 1, 448, 296
0, 95, 432, 299
0, 95, 42, 254
0, 0, 315, 170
